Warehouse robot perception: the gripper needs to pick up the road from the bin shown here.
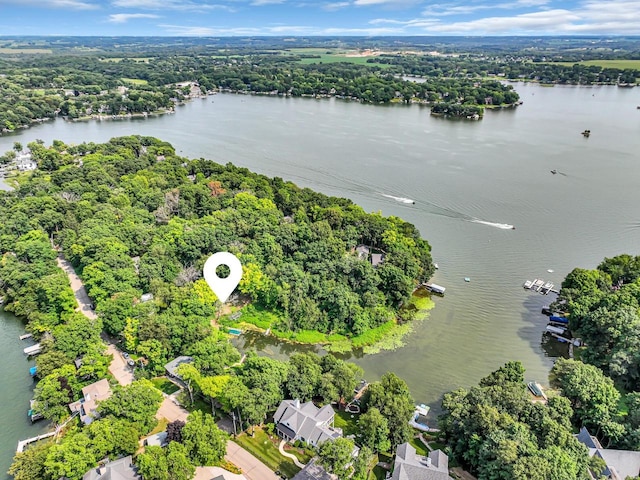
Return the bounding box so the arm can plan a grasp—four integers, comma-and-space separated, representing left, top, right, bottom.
56, 255, 96, 320
57, 254, 134, 385
226, 440, 280, 480
57, 254, 279, 480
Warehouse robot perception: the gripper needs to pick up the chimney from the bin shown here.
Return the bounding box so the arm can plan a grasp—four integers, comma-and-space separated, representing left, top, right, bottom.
426, 457, 432, 467
294, 399, 300, 409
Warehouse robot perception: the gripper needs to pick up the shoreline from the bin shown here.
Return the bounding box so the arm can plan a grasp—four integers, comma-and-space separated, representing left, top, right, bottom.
225, 291, 436, 355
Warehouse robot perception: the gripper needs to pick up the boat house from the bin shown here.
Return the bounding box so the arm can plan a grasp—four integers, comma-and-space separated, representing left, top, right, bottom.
274, 399, 342, 447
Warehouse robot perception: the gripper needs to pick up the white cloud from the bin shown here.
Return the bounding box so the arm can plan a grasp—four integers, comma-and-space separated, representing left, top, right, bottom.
370, 0, 640, 34
250, 0, 285, 5
159, 22, 404, 36
0, 0, 98, 9
111, 0, 234, 11
353, 0, 418, 4
108, 13, 160, 22
323, 1, 350, 10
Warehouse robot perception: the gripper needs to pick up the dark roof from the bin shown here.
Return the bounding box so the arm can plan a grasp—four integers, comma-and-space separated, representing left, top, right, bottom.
576, 427, 602, 449
292, 458, 335, 480
164, 356, 193, 378
277, 423, 296, 439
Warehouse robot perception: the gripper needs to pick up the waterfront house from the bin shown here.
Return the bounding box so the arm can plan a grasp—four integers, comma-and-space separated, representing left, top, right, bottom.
274, 399, 341, 447
391, 442, 454, 480
576, 427, 640, 479
68, 378, 112, 425
83, 455, 139, 480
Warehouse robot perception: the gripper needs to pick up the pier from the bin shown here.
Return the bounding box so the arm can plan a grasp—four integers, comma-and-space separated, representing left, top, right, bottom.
19, 333, 33, 340
16, 432, 56, 453
23, 343, 42, 356
523, 278, 558, 295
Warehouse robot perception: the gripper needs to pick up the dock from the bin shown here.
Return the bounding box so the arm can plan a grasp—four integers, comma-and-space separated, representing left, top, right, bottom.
23, 343, 42, 356
523, 278, 558, 295
16, 432, 55, 453
19, 333, 33, 340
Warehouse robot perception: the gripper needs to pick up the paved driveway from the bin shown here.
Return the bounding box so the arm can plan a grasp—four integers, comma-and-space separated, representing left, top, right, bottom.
226, 440, 280, 480
106, 344, 134, 386
194, 466, 246, 480
155, 395, 189, 423
57, 255, 97, 320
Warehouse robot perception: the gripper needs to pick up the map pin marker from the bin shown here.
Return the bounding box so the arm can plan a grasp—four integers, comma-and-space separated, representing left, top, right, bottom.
203, 252, 242, 304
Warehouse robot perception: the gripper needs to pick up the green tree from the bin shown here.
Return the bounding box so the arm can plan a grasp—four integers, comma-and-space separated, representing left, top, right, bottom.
357, 407, 390, 453
136, 445, 169, 480
8, 441, 53, 480
44, 432, 97, 480
318, 437, 356, 480
181, 411, 228, 466
98, 379, 163, 434
362, 372, 413, 447
166, 442, 195, 480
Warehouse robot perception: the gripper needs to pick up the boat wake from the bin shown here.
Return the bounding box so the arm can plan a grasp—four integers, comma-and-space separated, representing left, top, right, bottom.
382, 194, 415, 204
470, 219, 515, 230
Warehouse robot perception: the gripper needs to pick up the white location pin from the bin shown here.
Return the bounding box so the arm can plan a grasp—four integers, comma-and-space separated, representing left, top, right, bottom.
203, 252, 242, 304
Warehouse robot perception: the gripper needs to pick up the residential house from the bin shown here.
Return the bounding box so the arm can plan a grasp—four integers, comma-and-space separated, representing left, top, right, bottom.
355, 245, 385, 268
391, 442, 454, 480
274, 399, 341, 447
164, 356, 193, 381
292, 458, 336, 480
83, 456, 139, 480
576, 427, 640, 479
68, 378, 112, 425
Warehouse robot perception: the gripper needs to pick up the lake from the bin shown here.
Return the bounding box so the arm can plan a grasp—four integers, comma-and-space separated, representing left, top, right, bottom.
0, 308, 48, 479
1, 83, 640, 474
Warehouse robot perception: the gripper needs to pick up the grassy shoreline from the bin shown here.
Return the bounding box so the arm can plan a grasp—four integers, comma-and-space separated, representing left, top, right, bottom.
222, 290, 435, 354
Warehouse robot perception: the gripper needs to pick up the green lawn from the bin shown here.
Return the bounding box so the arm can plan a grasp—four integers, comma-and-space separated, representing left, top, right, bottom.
150, 377, 180, 395
121, 77, 149, 85
334, 409, 360, 437
409, 436, 430, 456
233, 428, 301, 479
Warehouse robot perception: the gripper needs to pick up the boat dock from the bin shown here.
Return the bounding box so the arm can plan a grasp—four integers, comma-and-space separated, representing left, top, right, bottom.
523, 278, 558, 295
16, 432, 55, 453
19, 333, 33, 340
23, 343, 42, 356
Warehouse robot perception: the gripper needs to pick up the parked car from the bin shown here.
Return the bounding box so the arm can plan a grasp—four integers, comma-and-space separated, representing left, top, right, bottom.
122, 352, 130, 359
127, 359, 135, 367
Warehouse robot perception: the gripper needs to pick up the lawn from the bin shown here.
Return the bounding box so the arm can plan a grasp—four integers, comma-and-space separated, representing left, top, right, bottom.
121, 77, 149, 85
299, 54, 390, 68
334, 409, 360, 437
150, 377, 180, 395
233, 428, 301, 479
409, 436, 430, 456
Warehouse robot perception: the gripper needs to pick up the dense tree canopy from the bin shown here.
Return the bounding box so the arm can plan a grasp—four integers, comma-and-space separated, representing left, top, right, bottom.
439, 361, 596, 480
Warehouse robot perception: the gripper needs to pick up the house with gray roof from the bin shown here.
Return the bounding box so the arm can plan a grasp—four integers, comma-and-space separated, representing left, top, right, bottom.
83, 456, 140, 480
391, 442, 453, 480
292, 458, 336, 480
164, 356, 193, 379
274, 399, 341, 448
576, 427, 640, 480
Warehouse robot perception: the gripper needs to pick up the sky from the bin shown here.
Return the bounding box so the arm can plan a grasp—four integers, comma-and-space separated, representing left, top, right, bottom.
0, 0, 639, 36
